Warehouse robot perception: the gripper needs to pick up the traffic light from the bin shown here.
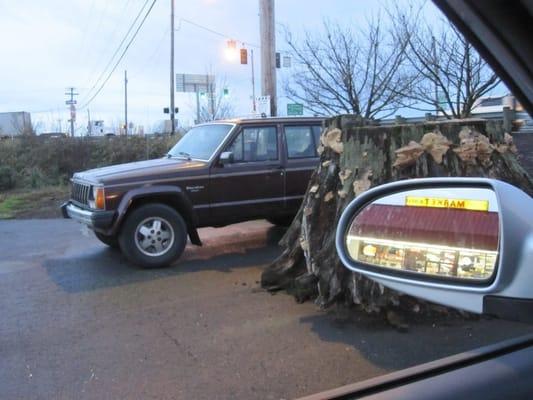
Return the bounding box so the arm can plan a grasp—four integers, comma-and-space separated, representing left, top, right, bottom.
223, 88, 229, 97
227, 39, 236, 49
276, 52, 280, 68
240, 48, 248, 64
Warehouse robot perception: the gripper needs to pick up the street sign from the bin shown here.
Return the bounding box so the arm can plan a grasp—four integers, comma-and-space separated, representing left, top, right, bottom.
175, 73, 215, 93
256, 96, 271, 117
287, 103, 304, 116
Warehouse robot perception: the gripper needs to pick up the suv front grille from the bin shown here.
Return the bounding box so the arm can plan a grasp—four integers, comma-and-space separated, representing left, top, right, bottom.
71, 182, 91, 206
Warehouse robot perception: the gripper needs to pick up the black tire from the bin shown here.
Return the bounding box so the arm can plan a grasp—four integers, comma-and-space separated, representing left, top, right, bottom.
266, 215, 295, 227
94, 232, 119, 249
118, 203, 187, 268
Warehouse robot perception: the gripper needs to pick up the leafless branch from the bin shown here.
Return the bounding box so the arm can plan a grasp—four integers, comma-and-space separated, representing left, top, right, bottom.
390, 3, 501, 118
283, 18, 417, 119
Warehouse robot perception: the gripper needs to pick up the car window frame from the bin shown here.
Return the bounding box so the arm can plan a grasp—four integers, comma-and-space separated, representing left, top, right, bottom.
282, 123, 322, 160
222, 124, 280, 165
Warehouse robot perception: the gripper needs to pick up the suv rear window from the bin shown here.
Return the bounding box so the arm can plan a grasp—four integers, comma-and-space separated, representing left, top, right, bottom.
285, 125, 321, 159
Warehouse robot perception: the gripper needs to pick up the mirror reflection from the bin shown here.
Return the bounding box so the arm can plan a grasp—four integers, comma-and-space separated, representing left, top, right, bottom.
345, 187, 500, 281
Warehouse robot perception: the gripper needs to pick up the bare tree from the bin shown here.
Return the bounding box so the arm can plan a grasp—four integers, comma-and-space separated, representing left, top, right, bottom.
198, 84, 235, 123
283, 18, 416, 119
392, 7, 501, 118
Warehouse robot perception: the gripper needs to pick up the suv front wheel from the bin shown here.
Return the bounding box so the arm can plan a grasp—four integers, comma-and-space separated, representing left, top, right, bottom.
118, 203, 187, 268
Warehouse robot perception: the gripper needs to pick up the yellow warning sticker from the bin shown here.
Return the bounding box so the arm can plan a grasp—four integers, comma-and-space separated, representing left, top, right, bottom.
405, 196, 489, 211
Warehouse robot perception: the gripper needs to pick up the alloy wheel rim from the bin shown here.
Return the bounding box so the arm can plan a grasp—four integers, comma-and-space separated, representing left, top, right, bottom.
134, 217, 175, 257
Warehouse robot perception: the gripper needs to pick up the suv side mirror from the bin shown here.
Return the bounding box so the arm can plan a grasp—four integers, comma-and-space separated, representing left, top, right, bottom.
219, 151, 234, 165
335, 178, 533, 323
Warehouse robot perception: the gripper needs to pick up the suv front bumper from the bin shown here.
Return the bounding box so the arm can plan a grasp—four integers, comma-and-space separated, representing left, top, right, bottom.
61, 202, 116, 232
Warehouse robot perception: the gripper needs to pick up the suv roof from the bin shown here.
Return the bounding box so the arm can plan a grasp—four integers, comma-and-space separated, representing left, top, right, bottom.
212, 116, 326, 125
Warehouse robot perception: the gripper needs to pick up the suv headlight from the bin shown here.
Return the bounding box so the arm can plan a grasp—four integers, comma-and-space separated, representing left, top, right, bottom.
88, 186, 106, 210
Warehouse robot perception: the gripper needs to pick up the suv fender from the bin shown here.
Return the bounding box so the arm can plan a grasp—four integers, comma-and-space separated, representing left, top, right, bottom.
111, 185, 202, 246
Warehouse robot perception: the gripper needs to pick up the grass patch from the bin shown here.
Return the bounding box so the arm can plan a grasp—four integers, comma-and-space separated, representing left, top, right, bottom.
0, 196, 27, 218
0, 186, 70, 219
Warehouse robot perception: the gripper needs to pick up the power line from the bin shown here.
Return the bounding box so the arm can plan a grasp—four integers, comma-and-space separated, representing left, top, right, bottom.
177, 17, 290, 54
79, 0, 158, 110
179, 17, 260, 48
80, 0, 152, 104
80, 0, 134, 89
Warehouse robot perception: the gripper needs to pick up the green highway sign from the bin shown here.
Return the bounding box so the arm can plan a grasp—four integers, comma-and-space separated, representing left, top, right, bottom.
287, 103, 304, 116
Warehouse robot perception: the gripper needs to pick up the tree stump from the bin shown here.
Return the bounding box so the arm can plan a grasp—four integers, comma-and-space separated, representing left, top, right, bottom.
261, 116, 533, 314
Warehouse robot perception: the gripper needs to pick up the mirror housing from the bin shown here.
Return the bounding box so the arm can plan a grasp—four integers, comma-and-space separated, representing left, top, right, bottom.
336, 178, 533, 322
219, 151, 234, 165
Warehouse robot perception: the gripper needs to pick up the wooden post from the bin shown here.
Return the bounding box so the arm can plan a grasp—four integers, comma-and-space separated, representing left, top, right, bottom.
259, 0, 276, 116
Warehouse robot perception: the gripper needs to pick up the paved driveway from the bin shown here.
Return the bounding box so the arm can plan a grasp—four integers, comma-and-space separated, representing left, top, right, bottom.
0, 219, 531, 399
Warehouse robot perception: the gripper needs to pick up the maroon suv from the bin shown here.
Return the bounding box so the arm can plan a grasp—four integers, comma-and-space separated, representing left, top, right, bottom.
62, 117, 324, 267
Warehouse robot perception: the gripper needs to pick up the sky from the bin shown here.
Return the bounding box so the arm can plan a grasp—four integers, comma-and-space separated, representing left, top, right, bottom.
0, 0, 446, 135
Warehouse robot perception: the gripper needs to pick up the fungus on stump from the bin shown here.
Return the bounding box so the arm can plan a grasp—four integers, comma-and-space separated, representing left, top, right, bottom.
261, 116, 533, 314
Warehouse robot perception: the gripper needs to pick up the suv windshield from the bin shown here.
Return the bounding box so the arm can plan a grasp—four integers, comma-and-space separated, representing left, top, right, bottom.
168, 123, 233, 160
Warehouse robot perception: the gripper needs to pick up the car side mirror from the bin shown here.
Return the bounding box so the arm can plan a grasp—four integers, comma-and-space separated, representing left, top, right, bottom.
335, 178, 533, 323
219, 151, 234, 165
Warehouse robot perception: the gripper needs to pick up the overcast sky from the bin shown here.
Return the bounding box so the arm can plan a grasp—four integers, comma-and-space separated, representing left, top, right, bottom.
0, 0, 444, 134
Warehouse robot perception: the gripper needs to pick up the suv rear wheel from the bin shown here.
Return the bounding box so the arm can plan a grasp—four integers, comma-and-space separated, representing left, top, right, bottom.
94, 232, 119, 248
118, 203, 187, 268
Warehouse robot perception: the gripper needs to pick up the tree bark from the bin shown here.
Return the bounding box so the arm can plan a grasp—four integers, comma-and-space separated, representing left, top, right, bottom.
261, 116, 533, 314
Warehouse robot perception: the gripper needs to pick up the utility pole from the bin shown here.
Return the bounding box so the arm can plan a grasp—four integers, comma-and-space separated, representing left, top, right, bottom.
124, 70, 128, 135
170, 0, 176, 135
259, 0, 276, 116
251, 48, 256, 112
87, 109, 91, 136
195, 84, 200, 124
209, 76, 215, 120
65, 87, 79, 137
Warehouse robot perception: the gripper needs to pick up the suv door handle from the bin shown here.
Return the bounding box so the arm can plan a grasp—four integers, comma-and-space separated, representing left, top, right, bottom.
268, 165, 284, 175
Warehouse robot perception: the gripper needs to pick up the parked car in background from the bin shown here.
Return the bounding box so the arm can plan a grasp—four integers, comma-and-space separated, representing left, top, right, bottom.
62, 117, 325, 267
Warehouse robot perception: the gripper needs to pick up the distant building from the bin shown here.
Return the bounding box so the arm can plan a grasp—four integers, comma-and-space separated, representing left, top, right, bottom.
0, 111, 33, 137
471, 94, 524, 114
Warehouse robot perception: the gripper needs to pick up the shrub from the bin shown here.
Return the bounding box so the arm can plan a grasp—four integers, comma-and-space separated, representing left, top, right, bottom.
0, 166, 15, 190
0, 135, 181, 189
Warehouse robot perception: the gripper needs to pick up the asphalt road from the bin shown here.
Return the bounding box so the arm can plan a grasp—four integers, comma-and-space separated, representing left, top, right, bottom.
0, 219, 531, 400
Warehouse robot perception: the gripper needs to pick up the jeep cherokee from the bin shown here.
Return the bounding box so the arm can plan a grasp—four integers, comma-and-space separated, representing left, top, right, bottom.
61, 117, 324, 267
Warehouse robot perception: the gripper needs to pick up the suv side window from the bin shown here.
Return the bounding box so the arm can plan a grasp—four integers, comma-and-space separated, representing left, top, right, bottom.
285, 125, 319, 159
228, 126, 278, 162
